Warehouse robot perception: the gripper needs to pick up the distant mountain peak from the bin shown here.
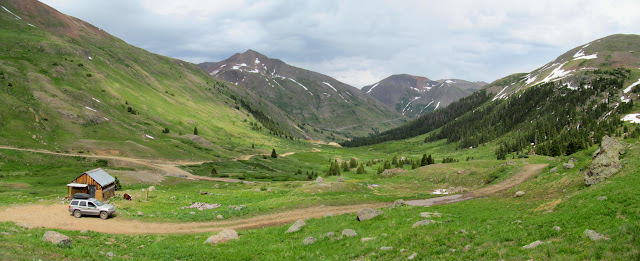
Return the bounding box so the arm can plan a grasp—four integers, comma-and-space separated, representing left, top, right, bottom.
199, 51, 404, 138
362, 74, 486, 117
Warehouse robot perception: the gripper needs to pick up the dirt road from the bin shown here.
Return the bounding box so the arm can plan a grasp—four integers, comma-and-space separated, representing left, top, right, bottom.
0, 145, 244, 183
0, 203, 386, 234
0, 163, 546, 234
405, 163, 547, 206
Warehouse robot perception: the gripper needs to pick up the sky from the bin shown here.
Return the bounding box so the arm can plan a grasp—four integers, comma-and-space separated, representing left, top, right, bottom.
40, 0, 640, 88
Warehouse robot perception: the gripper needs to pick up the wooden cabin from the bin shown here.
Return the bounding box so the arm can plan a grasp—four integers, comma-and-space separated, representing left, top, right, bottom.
67, 168, 116, 201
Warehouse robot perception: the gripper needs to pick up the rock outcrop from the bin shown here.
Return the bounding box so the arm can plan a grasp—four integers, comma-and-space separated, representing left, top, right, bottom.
357, 208, 383, 221
42, 231, 72, 245
204, 229, 239, 244
285, 219, 306, 233
584, 136, 625, 186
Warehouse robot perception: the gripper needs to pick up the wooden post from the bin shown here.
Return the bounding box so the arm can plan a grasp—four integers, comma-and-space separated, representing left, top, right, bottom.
146, 189, 148, 201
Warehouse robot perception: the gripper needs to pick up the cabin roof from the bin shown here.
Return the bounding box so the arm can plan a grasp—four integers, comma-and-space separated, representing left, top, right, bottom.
85, 168, 115, 187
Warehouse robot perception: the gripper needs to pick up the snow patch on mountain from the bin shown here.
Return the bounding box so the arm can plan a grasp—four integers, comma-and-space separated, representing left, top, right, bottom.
255, 58, 260, 64
2, 6, 21, 20
322, 82, 338, 92
84, 106, 97, 112
91, 97, 101, 103
621, 96, 630, 103
419, 100, 435, 114
541, 62, 572, 83
367, 82, 380, 94
624, 78, 640, 93
288, 78, 314, 96
402, 97, 421, 114
623, 113, 640, 123
434, 101, 441, 110
211, 64, 226, 75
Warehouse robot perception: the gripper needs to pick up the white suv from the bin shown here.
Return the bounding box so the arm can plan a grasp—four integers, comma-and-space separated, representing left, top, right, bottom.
68, 193, 116, 219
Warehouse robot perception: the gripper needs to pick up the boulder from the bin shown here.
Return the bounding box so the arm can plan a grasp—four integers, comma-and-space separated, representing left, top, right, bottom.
553, 226, 561, 232
361, 237, 375, 243
336, 176, 344, 182
562, 163, 574, 169
408, 253, 418, 260
285, 219, 306, 233
106, 252, 115, 257
506, 160, 516, 166
420, 212, 442, 218
463, 245, 471, 252
315, 176, 324, 183
597, 196, 608, 201
391, 199, 405, 207
148, 186, 156, 191
412, 219, 439, 228
585, 136, 626, 186
137, 211, 144, 216
182, 202, 222, 210
380, 246, 393, 251
550, 167, 557, 173
521, 240, 544, 249
514, 191, 526, 197
341, 229, 357, 237
357, 208, 383, 221
302, 237, 317, 245
216, 214, 224, 219
42, 231, 71, 245
326, 232, 335, 238
204, 229, 239, 244
584, 229, 609, 241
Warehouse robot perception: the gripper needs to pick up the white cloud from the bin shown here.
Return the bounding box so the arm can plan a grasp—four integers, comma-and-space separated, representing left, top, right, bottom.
40, 0, 640, 87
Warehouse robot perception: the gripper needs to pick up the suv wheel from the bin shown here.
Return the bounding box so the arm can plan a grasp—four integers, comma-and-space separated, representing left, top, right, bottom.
99, 211, 109, 220
73, 210, 82, 218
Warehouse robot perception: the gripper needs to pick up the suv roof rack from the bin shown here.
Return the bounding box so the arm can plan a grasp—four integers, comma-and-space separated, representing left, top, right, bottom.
73, 193, 91, 199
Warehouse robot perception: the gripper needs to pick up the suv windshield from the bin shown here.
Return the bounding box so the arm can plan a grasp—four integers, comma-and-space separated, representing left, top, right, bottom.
90, 199, 104, 206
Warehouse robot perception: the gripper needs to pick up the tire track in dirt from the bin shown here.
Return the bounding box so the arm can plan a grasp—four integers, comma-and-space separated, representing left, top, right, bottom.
0, 145, 244, 183
0, 203, 386, 234
405, 163, 547, 207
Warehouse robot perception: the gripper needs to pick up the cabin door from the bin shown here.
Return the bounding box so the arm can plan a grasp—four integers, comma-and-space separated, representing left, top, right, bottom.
88, 185, 96, 198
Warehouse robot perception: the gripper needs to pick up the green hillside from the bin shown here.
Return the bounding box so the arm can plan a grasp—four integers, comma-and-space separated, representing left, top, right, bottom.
0, 0, 302, 160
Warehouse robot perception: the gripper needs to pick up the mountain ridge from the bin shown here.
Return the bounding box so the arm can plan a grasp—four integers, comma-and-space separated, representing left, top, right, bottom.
361, 74, 486, 117
199, 50, 406, 139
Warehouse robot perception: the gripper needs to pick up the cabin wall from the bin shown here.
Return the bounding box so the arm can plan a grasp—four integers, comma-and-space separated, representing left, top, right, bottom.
70, 173, 115, 200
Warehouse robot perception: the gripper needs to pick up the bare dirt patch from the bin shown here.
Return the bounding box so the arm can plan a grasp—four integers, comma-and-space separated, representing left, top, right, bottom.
0, 203, 386, 235
405, 164, 548, 207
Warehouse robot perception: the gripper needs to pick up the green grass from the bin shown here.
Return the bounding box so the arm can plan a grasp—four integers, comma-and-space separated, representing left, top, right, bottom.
1, 139, 638, 260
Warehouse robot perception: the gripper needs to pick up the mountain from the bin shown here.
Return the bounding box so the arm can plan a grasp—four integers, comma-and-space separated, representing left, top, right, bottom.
486, 34, 640, 99
361, 74, 486, 117
345, 34, 640, 153
0, 0, 302, 160
199, 51, 405, 138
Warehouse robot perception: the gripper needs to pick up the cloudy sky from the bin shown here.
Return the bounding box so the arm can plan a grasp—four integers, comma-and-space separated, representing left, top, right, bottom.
41, 0, 640, 87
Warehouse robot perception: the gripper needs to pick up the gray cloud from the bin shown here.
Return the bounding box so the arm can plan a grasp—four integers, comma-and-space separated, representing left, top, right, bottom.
41, 0, 640, 87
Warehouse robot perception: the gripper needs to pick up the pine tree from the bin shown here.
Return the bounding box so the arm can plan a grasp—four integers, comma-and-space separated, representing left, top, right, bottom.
349, 157, 358, 168
114, 176, 122, 191
210, 167, 218, 176
391, 155, 398, 165
427, 154, 434, 165
341, 161, 349, 172
194, 127, 199, 135
421, 154, 428, 166
356, 163, 366, 174
383, 160, 391, 170
271, 149, 277, 158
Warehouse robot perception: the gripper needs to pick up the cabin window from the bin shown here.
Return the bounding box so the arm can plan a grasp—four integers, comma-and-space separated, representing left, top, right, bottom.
70, 201, 79, 206
88, 202, 96, 208
79, 201, 87, 207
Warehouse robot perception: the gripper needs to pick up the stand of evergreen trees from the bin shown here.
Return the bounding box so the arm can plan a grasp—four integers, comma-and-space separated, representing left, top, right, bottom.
341, 90, 491, 147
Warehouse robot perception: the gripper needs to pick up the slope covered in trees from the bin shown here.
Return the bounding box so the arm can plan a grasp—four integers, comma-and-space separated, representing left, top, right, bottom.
341, 90, 490, 147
